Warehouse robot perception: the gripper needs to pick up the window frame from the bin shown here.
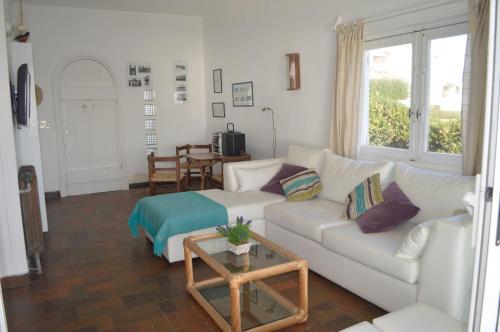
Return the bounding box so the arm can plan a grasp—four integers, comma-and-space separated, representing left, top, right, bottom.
360, 23, 468, 169
419, 24, 468, 166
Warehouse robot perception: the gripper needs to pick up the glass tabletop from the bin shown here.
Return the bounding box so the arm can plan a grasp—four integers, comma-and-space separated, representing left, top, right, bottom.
196, 237, 291, 274
199, 281, 293, 330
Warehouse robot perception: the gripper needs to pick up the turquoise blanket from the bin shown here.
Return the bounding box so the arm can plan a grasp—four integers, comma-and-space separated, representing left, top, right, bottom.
128, 192, 228, 256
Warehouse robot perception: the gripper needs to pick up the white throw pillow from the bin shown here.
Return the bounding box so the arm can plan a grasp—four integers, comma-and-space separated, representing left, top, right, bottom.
285, 145, 329, 174
395, 163, 475, 223
319, 152, 394, 204
395, 221, 433, 260
235, 164, 282, 192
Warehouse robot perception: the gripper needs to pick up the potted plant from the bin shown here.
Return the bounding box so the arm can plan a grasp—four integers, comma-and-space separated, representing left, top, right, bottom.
216, 217, 252, 255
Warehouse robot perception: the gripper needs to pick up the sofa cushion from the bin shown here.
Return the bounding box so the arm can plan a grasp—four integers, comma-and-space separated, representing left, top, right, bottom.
285, 145, 329, 173
395, 220, 432, 260
319, 152, 395, 204
395, 163, 475, 223
264, 198, 348, 243
344, 173, 384, 220
322, 222, 419, 283
199, 189, 285, 222
281, 169, 322, 202
356, 182, 420, 233
261, 163, 307, 195
235, 163, 282, 192
373, 303, 466, 332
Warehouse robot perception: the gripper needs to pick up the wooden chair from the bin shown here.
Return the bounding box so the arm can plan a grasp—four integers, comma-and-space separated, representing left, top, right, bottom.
147, 150, 187, 195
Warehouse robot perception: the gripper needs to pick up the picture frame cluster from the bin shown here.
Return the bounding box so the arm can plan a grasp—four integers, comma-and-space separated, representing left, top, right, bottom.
211, 69, 255, 118
127, 62, 153, 88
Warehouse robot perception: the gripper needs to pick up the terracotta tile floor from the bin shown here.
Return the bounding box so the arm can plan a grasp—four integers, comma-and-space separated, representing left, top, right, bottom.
3, 186, 386, 331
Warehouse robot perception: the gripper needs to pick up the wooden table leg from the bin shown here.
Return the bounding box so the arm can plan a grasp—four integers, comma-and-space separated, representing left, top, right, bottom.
298, 263, 308, 321
230, 279, 241, 332
200, 165, 206, 190
184, 241, 194, 287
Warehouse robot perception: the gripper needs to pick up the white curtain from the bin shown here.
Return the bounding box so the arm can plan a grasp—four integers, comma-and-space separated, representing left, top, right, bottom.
462, 0, 489, 175
329, 21, 364, 159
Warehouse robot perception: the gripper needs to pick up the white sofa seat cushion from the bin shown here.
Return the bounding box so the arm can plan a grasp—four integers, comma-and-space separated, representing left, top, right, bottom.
373, 303, 466, 332
319, 152, 395, 204
200, 189, 285, 222
264, 198, 348, 243
340, 322, 381, 332
322, 223, 419, 283
395, 163, 475, 223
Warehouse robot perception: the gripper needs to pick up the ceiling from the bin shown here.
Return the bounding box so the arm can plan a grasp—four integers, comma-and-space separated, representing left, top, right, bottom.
18, 0, 213, 17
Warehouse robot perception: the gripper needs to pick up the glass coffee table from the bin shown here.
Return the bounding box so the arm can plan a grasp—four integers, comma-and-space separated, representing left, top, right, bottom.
183, 231, 308, 332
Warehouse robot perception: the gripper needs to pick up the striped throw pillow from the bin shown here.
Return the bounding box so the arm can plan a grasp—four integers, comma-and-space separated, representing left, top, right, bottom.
344, 173, 384, 220
280, 169, 322, 202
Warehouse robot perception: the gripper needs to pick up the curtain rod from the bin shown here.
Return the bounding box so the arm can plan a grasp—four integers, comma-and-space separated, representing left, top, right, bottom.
331, 0, 467, 31
363, 0, 466, 24
364, 20, 468, 42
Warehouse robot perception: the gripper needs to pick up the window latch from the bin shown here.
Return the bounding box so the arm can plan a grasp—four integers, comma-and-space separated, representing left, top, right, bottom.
416, 109, 422, 119
408, 108, 413, 118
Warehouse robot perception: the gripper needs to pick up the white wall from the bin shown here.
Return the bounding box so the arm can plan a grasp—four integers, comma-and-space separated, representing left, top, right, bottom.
0, 0, 29, 278
203, 0, 451, 159
24, 4, 207, 191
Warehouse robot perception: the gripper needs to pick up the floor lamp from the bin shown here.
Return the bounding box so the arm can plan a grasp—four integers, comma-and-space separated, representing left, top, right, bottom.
261, 107, 277, 158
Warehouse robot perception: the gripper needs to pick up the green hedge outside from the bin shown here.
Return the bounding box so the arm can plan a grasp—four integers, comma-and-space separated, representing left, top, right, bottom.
368, 79, 462, 154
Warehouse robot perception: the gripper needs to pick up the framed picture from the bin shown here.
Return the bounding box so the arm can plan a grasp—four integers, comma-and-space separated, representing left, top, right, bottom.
174, 60, 188, 103
232, 81, 254, 107
213, 69, 222, 93
212, 102, 225, 118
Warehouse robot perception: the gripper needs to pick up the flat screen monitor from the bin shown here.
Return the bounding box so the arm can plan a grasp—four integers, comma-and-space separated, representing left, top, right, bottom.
16, 63, 31, 126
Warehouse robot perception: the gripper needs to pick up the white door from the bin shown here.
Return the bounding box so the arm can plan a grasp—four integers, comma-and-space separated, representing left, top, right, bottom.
468, 0, 500, 330
0, 285, 7, 332
60, 59, 123, 195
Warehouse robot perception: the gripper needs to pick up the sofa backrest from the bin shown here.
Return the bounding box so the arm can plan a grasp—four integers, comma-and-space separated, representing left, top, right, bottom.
395, 163, 476, 223
319, 151, 395, 204
285, 145, 330, 174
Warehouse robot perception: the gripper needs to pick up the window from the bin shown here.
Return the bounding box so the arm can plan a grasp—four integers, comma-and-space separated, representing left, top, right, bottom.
361, 24, 467, 166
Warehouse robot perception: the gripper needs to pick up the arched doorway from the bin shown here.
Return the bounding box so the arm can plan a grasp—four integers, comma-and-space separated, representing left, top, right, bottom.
54, 56, 126, 196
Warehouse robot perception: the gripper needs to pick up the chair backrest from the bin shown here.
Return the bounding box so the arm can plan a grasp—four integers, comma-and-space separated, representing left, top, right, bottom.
147, 153, 177, 177
186, 144, 212, 153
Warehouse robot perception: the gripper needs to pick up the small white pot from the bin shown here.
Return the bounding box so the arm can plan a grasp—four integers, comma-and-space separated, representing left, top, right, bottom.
226, 241, 252, 255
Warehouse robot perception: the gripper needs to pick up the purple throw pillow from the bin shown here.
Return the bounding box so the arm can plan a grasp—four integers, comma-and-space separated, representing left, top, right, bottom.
356, 181, 420, 233
261, 164, 307, 195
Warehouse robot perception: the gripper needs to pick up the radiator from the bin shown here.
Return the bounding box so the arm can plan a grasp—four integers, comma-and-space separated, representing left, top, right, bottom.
18, 165, 44, 274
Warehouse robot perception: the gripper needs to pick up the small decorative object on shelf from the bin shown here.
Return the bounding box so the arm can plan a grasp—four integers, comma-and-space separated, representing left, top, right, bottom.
216, 217, 252, 255
286, 53, 301, 90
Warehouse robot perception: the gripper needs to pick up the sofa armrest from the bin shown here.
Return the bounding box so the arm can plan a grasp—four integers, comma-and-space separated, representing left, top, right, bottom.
417, 213, 473, 323
223, 158, 285, 192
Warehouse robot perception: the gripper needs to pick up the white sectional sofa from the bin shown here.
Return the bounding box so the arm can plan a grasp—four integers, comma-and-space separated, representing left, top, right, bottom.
152, 145, 475, 329
222, 147, 475, 324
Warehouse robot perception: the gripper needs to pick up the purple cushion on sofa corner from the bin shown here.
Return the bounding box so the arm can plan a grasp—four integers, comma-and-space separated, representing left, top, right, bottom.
356, 181, 420, 233
261, 164, 307, 195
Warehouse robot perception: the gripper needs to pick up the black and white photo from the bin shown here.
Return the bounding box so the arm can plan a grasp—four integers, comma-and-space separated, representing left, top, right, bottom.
128, 78, 141, 87
138, 65, 151, 73
129, 64, 136, 76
